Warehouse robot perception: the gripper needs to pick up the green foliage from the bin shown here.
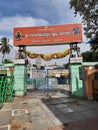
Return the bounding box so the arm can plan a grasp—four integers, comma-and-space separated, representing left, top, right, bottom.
3, 59, 13, 64
82, 51, 98, 62
69, 0, 98, 38
82, 51, 93, 62
91, 44, 98, 52
0, 37, 13, 63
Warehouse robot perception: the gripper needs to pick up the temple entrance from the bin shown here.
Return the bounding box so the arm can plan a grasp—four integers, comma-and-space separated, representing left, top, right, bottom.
13, 23, 82, 97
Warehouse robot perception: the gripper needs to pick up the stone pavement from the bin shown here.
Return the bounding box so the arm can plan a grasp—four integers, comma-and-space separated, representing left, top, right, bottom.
0, 95, 98, 130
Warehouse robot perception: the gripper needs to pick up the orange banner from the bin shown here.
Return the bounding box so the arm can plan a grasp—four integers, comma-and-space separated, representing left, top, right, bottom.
13, 23, 82, 46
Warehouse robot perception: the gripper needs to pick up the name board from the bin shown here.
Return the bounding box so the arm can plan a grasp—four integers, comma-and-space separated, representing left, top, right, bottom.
13, 23, 82, 46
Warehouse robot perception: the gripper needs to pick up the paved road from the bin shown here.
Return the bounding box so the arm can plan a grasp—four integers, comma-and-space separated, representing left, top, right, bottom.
0, 95, 98, 130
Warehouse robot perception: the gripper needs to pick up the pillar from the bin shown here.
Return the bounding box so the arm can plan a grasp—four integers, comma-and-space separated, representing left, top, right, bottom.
14, 59, 26, 96
70, 57, 84, 97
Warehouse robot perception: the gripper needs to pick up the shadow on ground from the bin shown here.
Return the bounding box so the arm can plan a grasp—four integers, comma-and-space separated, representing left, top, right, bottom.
41, 96, 98, 130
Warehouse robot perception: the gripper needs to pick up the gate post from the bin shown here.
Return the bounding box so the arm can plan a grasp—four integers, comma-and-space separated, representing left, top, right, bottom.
14, 59, 26, 96
70, 57, 84, 97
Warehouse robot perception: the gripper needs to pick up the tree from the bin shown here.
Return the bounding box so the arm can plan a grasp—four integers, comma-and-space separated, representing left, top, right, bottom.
82, 51, 93, 62
0, 37, 13, 63
69, 0, 98, 38
82, 51, 98, 62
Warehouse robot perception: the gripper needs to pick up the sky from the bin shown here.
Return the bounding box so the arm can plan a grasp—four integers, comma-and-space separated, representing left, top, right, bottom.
0, 0, 90, 65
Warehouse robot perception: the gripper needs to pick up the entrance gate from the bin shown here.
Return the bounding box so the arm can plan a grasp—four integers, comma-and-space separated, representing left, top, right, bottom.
31, 69, 47, 90
27, 68, 70, 97
13, 23, 82, 97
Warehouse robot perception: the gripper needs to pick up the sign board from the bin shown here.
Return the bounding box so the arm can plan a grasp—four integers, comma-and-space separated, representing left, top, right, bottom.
13, 23, 83, 46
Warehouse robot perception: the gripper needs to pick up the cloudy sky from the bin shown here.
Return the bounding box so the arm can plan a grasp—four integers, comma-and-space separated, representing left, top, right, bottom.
0, 0, 90, 65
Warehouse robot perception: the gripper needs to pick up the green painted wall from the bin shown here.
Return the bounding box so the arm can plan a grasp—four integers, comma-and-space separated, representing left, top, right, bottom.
70, 63, 83, 97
